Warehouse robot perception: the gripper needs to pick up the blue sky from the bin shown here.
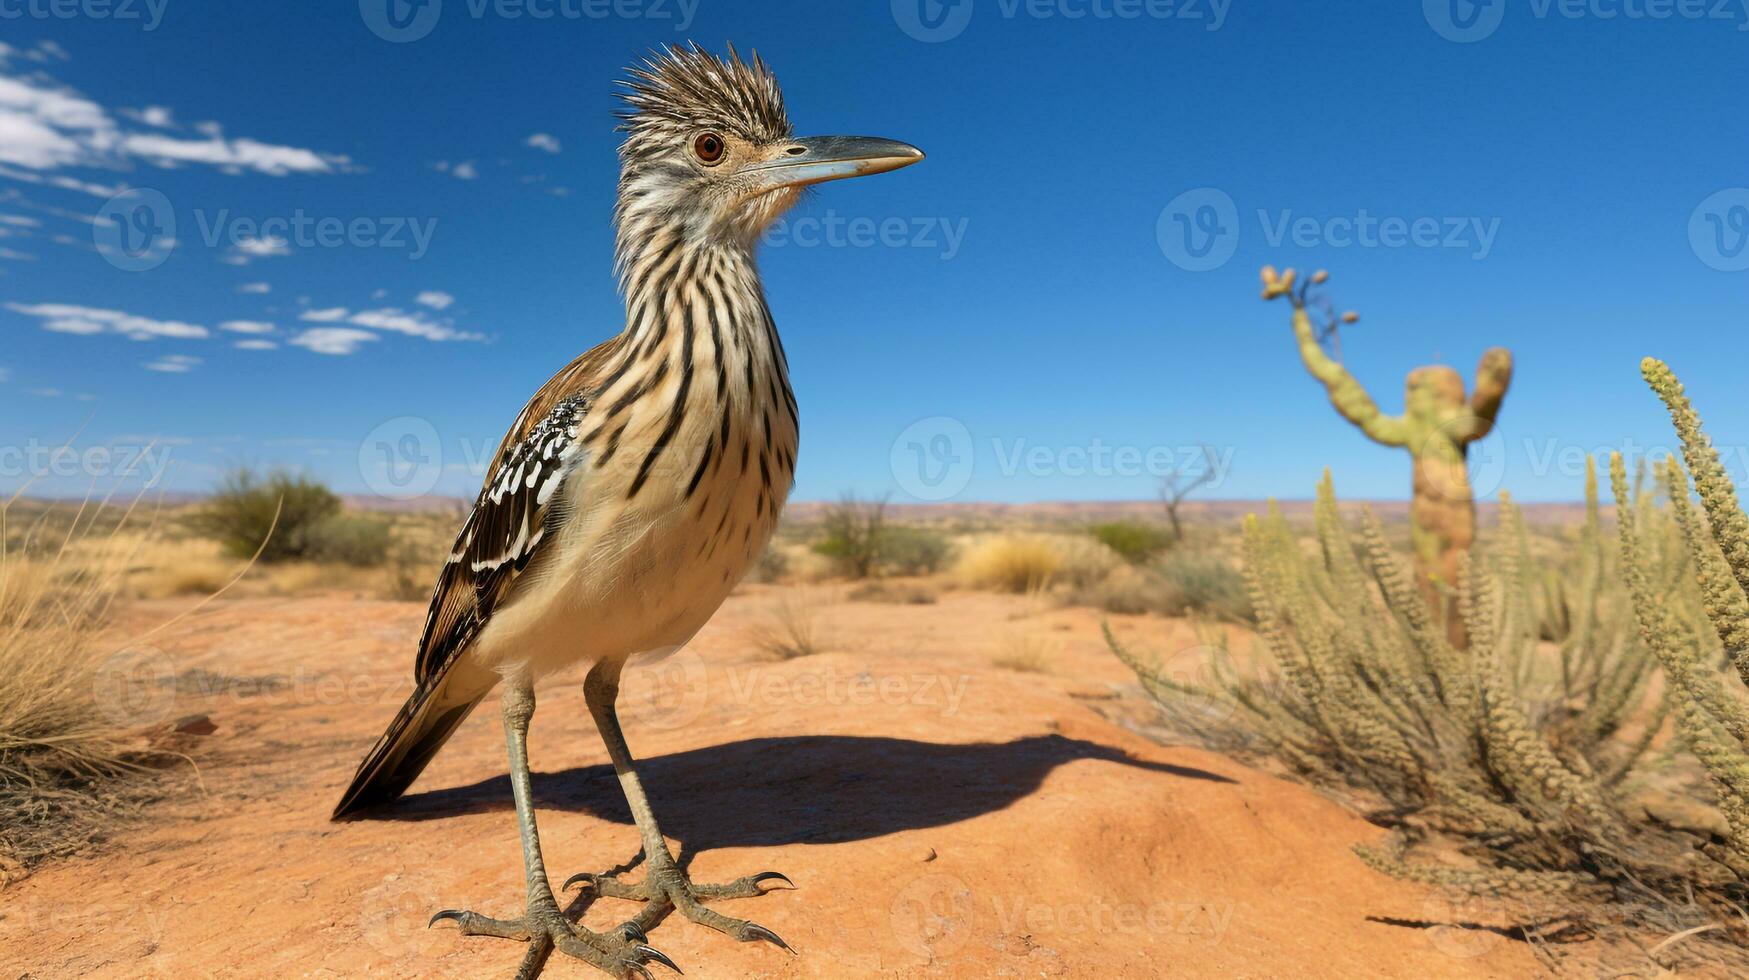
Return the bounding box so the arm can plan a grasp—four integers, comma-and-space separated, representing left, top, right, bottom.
2, 1, 1748, 505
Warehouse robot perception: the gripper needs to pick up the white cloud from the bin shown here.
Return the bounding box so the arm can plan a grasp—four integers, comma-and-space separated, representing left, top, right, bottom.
289, 327, 378, 356
219, 320, 274, 335
415, 290, 454, 310
42, 317, 104, 334
221, 235, 290, 265
434, 159, 478, 180
27, 387, 60, 397
144, 354, 201, 373
296, 303, 483, 343
236, 281, 271, 294
6, 302, 207, 339
0, 58, 349, 177
0, 213, 40, 227
0, 365, 9, 382
124, 131, 346, 176
121, 105, 175, 128
526, 133, 562, 154
0, 246, 34, 260
346, 307, 483, 342
0, 163, 120, 198
234, 339, 277, 350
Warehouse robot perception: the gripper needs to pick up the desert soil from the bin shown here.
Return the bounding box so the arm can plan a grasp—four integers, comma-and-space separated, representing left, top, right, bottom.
3, 586, 1546, 978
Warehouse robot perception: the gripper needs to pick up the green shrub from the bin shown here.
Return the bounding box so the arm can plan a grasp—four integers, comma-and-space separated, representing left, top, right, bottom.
300, 514, 392, 567
813, 496, 887, 578
191, 469, 340, 562
812, 496, 950, 578
1089, 520, 1172, 564
1150, 549, 1253, 623
877, 525, 952, 576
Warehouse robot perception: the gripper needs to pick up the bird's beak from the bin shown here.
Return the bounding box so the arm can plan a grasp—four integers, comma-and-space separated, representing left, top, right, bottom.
741, 136, 924, 192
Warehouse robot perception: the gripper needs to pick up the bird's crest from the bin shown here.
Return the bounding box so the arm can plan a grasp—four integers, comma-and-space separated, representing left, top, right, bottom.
618, 43, 791, 146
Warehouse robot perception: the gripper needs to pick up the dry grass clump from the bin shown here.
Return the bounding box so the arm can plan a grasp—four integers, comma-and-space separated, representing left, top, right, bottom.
957, 534, 1061, 592
992, 624, 1060, 674
956, 533, 1118, 594
0, 497, 183, 881
746, 593, 829, 660
1110, 470, 1748, 972
846, 580, 937, 605
1071, 544, 1254, 623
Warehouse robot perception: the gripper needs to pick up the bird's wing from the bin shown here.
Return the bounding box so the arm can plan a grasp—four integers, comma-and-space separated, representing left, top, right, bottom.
412, 390, 591, 684
409, 333, 628, 686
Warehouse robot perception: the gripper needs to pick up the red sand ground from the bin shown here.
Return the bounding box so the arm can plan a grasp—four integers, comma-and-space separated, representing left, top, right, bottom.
4, 587, 1547, 978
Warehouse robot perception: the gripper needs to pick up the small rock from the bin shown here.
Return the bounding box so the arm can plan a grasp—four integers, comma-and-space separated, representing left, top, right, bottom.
174, 714, 218, 736
917, 846, 936, 863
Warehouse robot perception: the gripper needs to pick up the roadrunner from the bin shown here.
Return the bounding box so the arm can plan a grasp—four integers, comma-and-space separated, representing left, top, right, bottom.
332, 45, 922, 979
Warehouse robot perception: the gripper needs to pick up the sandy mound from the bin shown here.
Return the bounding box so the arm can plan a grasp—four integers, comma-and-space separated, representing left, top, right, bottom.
2, 588, 1541, 978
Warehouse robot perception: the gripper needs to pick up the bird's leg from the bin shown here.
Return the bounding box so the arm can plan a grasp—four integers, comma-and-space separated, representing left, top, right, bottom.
564, 658, 796, 953
430, 676, 679, 979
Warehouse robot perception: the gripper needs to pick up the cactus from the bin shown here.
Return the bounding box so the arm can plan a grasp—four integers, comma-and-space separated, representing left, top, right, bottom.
1262, 266, 1512, 646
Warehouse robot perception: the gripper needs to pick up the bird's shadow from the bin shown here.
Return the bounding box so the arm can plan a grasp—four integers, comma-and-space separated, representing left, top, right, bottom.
368, 733, 1234, 851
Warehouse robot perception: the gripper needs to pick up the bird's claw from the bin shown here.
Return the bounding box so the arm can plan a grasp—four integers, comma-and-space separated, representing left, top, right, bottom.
428, 909, 465, 929
636, 944, 682, 973
749, 871, 795, 891
743, 923, 793, 953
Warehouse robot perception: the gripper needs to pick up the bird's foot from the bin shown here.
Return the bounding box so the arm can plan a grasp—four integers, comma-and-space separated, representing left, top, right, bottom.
564, 855, 797, 953
429, 892, 679, 980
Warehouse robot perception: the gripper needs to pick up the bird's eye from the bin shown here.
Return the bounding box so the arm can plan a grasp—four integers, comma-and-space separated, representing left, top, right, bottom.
693, 132, 725, 165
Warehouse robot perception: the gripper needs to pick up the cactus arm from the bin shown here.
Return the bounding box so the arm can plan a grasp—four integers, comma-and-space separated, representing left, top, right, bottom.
1454, 347, 1514, 443
1288, 304, 1410, 447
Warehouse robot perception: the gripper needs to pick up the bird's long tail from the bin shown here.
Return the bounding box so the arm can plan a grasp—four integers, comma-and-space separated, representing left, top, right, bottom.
331, 667, 495, 820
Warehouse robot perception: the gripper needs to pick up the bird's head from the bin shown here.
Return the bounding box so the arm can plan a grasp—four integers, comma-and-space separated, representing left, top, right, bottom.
614, 44, 922, 268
